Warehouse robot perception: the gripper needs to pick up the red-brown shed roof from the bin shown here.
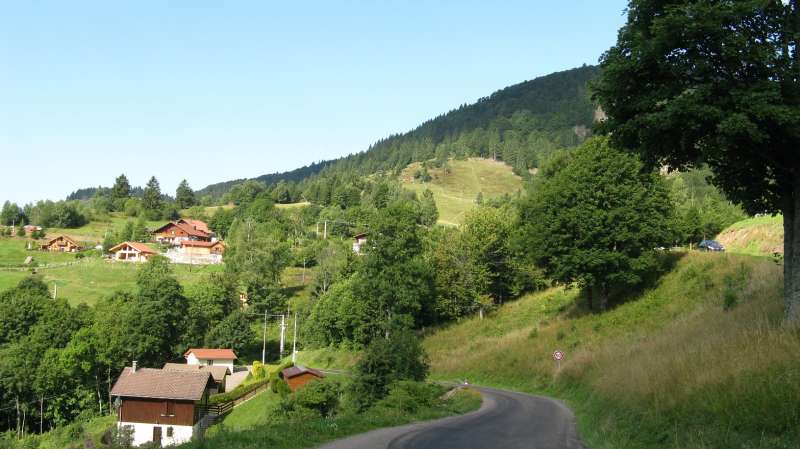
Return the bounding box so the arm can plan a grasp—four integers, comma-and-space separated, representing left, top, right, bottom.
281, 365, 325, 380
184, 348, 237, 360
110, 367, 212, 401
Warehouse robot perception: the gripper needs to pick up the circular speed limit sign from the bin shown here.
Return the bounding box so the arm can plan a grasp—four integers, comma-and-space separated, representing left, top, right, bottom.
552, 350, 564, 361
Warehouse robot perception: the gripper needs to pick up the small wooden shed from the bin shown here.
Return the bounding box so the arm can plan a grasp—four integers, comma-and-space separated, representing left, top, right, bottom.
281, 365, 325, 391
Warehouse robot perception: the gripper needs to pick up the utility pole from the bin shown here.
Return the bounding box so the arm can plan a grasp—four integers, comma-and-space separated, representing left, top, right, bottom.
291, 313, 298, 363
323, 220, 327, 240
279, 314, 286, 357
261, 310, 268, 365
52, 282, 57, 300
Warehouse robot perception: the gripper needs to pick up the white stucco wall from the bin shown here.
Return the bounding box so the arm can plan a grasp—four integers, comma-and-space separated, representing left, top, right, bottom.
119, 421, 194, 447
185, 354, 234, 373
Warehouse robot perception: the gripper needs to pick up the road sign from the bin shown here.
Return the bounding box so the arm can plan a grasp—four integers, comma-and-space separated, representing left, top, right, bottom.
552, 350, 564, 361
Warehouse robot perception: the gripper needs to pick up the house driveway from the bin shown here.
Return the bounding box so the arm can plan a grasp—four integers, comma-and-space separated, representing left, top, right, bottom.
225, 366, 251, 392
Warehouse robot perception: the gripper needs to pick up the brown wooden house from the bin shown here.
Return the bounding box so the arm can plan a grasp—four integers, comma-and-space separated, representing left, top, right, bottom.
281, 365, 325, 391
111, 365, 215, 447
153, 219, 212, 245
41, 235, 82, 252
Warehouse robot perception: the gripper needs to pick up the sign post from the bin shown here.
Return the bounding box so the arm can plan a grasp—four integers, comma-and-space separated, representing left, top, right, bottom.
552, 349, 564, 371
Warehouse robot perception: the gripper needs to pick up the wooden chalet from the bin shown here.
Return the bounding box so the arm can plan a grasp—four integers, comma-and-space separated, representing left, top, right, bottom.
41, 235, 82, 252
110, 364, 215, 447
153, 219, 212, 245
109, 241, 157, 263
281, 365, 325, 391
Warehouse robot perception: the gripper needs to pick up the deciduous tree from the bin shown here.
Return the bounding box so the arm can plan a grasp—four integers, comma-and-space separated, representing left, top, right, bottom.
592, 0, 800, 323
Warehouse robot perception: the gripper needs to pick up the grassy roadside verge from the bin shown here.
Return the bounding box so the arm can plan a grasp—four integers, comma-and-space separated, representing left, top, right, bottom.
181, 387, 481, 449
426, 252, 800, 449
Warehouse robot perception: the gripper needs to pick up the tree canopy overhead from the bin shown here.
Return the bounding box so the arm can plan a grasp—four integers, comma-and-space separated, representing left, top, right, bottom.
593, 0, 800, 323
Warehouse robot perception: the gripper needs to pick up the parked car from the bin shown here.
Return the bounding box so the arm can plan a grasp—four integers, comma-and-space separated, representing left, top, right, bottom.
698, 239, 725, 252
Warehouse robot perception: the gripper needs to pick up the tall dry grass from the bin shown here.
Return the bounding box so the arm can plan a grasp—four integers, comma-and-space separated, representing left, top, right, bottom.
425, 252, 800, 448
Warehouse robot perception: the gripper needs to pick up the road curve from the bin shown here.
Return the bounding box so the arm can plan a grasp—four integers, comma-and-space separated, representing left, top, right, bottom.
317, 386, 584, 449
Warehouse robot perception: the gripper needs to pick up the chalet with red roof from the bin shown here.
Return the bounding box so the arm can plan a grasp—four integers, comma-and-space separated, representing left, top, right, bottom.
184, 348, 237, 373
153, 219, 213, 245
109, 242, 157, 263
111, 363, 215, 447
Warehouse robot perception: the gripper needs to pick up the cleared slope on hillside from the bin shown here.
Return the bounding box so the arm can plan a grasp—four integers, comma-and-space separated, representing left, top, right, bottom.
400, 158, 522, 225
716, 214, 783, 257
425, 252, 798, 449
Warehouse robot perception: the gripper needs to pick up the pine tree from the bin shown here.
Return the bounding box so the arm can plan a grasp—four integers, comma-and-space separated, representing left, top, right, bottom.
142, 177, 163, 220
111, 174, 132, 206
420, 189, 439, 226
175, 179, 196, 209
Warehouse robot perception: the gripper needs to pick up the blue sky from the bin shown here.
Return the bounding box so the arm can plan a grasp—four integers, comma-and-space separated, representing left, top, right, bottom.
0, 1, 627, 204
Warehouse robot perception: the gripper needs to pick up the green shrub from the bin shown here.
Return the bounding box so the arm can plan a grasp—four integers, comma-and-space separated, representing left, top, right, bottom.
374, 381, 443, 413
279, 378, 342, 418
274, 379, 291, 398
349, 330, 429, 410
251, 361, 267, 379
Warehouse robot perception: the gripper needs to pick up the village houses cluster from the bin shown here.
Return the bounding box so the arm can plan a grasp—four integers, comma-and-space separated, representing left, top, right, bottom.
35, 218, 226, 265
110, 349, 325, 446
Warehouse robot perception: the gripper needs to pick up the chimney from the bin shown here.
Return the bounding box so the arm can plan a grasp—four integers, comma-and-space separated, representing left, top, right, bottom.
131, 361, 138, 373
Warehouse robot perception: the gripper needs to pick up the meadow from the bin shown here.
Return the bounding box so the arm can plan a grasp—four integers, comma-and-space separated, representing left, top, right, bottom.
0, 256, 223, 305
424, 251, 798, 449
716, 214, 784, 257
400, 158, 523, 225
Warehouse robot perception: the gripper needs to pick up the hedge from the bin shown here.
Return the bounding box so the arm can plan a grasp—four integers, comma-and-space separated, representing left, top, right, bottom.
207, 378, 270, 405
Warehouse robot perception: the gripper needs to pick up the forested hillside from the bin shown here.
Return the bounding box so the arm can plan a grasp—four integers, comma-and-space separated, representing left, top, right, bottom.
195, 65, 598, 201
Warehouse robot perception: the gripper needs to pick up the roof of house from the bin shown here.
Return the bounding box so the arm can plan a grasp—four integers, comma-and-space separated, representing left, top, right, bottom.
45, 235, 80, 246
110, 367, 212, 401
162, 363, 230, 383
154, 221, 211, 238
184, 348, 238, 360
179, 219, 211, 234
281, 365, 325, 380
109, 241, 157, 254
180, 240, 225, 248
353, 233, 368, 239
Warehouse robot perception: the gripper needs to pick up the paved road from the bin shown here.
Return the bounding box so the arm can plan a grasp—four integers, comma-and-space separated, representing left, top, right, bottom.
318, 386, 584, 449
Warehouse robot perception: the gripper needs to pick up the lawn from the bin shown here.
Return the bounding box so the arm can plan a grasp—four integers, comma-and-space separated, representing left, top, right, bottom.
0, 237, 79, 267
400, 158, 523, 225
424, 252, 798, 449
0, 257, 223, 305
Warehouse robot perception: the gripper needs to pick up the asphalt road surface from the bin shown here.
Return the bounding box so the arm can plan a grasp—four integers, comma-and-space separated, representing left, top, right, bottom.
318, 386, 584, 449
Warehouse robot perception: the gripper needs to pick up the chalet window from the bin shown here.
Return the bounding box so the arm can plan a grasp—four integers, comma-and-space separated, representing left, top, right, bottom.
166, 427, 174, 437
163, 401, 175, 416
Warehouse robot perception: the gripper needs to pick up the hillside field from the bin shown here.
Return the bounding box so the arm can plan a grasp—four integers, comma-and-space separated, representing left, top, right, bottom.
716, 214, 783, 257
400, 158, 523, 225
424, 251, 797, 449
0, 257, 223, 306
